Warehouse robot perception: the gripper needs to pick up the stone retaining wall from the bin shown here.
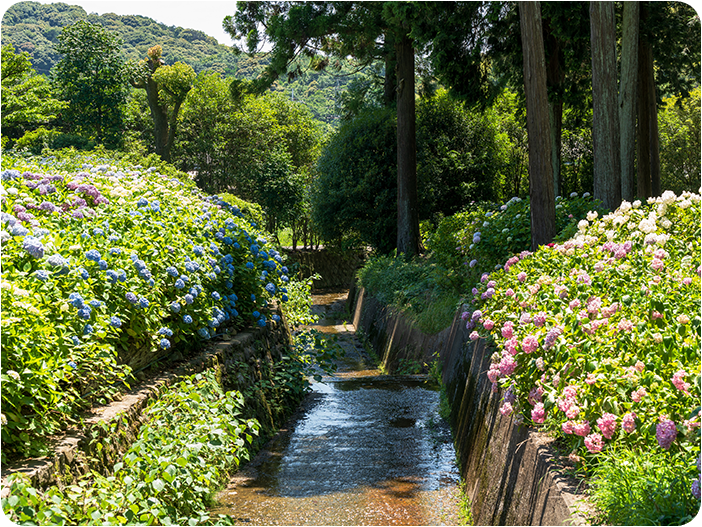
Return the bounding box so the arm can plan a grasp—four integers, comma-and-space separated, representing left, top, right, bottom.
282, 248, 366, 290
1, 313, 293, 492
350, 288, 592, 526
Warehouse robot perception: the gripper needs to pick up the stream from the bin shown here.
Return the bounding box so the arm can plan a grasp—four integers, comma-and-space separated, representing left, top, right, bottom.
211, 291, 461, 525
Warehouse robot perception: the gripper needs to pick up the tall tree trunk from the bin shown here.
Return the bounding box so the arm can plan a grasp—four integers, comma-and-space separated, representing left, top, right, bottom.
544, 20, 564, 197
395, 33, 419, 257
636, 30, 653, 198
590, 1, 621, 210
519, 1, 555, 250
619, 2, 639, 202
383, 32, 397, 107
145, 76, 169, 160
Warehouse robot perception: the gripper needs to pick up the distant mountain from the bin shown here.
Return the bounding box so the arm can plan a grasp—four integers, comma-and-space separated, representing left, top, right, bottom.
1, 1, 367, 124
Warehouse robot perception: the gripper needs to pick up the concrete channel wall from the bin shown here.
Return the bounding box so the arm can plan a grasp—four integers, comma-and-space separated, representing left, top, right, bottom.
350, 287, 592, 526
1, 310, 293, 491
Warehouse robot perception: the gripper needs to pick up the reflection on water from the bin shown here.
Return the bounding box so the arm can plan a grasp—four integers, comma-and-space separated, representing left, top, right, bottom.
211, 290, 460, 525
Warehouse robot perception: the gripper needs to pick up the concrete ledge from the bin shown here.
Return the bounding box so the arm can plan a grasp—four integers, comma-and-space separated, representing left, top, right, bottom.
352, 289, 592, 526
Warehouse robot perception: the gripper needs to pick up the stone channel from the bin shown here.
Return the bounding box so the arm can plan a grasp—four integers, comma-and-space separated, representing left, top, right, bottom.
211, 291, 462, 525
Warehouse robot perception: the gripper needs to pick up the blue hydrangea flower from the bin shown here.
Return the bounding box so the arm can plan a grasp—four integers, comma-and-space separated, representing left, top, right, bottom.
23, 236, 45, 258
197, 327, 210, 339
71, 336, 81, 345
282, 294, 289, 302
34, 270, 50, 281
159, 338, 170, 350
79, 267, 89, 280
83, 324, 94, 335
138, 297, 150, 309
174, 278, 185, 289
10, 224, 29, 237
211, 291, 221, 300
225, 281, 233, 289
281, 275, 289, 283
110, 316, 122, 328
166, 266, 179, 277
179, 275, 189, 283
183, 314, 193, 324
151, 201, 160, 212
231, 309, 239, 317
170, 301, 181, 313
233, 242, 240, 249
47, 252, 68, 266
230, 293, 238, 302
272, 314, 281, 322
109, 248, 121, 256
257, 318, 266, 327
85, 249, 101, 262
193, 245, 204, 256
125, 292, 138, 304
93, 228, 104, 236
184, 294, 194, 305
68, 361, 77, 369
184, 261, 198, 273
265, 283, 276, 294
77, 306, 92, 320
137, 197, 149, 208
252, 310, 260, 318
246, 262, 254, 270
99, 259, 109, 270
117, 269, 127, 282
89, 299, 102, 308
108, 234, 120, 242
158, 327, 174, 337
138, 268, 152, 281
68, 292, 84, 308
106, 270, 118, 283
189, 287, 199, 298
133, 259, 146, 270
282, 266, 289, 274
251, 294, 256, 302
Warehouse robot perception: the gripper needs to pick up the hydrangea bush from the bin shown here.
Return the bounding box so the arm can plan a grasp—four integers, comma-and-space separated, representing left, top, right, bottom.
426, 193, 610, 290
463, 191, 700, 494
0, 151, 291, 461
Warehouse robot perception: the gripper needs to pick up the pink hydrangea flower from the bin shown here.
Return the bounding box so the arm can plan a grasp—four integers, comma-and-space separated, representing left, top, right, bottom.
517, 272, 527, 282
527, 386, 544, 406
569, 299, 581, 310
672, 370, 691, 395
533, 312, 547, 327
651, 258, 664, 271
585, 373, 597, 385
469, 331, 480, 341
531, 403, 546, 424
565, 405, 580, 419
504, 337, 519, 355
501, 321, 514, 339
584, 433, 604, 453
499, 354, 517, 376
499, 402, 513, 416
521, 334, 539, 353
617, 319, 634, 332
487, 364, 501, 383
656, 417, 678, 450
573, 421, 591, 437
634, 361, 645, 373
562, 420, 575, 434
597, 413, 618, 439
622, 412, 636, 433
483, 319, 495, 331
505, 288, 515, 297
631, 386, 647, 402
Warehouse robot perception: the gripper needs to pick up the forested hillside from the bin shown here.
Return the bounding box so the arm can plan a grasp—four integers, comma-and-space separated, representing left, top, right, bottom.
1, 1, 364, 124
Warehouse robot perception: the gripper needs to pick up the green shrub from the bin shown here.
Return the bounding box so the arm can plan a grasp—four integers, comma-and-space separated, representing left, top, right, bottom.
14, 127, 95, 154
0, 150, 290, 461
1, 370, 257, 525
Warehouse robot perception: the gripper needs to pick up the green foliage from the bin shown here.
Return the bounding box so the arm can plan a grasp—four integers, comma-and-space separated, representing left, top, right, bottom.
312, 107, 398, 253
0, 44, 67, 141
53, 20, 127, 149
14, 127, 95, 154
280, 273, 320, 328
1, 370, 258, 525
176, 73, 323, 235
217, 192, 266, 230
417, 89, 500, 217
659, 88, 702, 195
356, 255, 462, 334
0, 150, 290, 461
587, 447, 699, 525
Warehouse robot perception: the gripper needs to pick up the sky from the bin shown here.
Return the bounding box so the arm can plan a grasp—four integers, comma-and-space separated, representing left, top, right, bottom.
1, 0, 240, 46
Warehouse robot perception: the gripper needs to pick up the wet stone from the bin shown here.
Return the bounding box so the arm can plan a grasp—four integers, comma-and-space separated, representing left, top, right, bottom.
211, 290, 461, 525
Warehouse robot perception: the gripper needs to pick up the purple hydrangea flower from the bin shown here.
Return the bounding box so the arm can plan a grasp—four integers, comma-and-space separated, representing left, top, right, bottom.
125, 292, 138, 304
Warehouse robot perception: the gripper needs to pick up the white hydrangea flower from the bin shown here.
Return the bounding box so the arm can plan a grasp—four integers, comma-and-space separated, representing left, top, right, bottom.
661, 190, 677, 204
638, 218, 657, 233
619, 201, 632, 213
587, 210, 598, 221
578, 219, 588, 231
632, 200, 641, 208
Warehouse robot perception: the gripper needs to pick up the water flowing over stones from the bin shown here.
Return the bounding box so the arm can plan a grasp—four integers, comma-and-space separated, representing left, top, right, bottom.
212, 291, 461, 525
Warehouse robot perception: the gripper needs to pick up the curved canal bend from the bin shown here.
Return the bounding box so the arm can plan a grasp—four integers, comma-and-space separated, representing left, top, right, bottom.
212, 291, 462, 525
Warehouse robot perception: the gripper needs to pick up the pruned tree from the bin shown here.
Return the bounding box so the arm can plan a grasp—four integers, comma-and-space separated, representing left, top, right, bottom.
127, 45, 195, 162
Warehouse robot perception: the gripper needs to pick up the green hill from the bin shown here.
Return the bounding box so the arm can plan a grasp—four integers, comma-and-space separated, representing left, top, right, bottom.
1, 1, 369, 124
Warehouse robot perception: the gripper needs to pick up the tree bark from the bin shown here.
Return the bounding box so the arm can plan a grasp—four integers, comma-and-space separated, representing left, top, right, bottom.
636, 27, 654, 198
590, 1, 621, 210
544, 19, 564, 198
395, 33, 419, 257
519, 2, 555, 250
383, 32, 397, 107
619, 2, 639, 202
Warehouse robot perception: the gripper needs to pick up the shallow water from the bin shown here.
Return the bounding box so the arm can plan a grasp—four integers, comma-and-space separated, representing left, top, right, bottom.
211, 291, 460, 525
